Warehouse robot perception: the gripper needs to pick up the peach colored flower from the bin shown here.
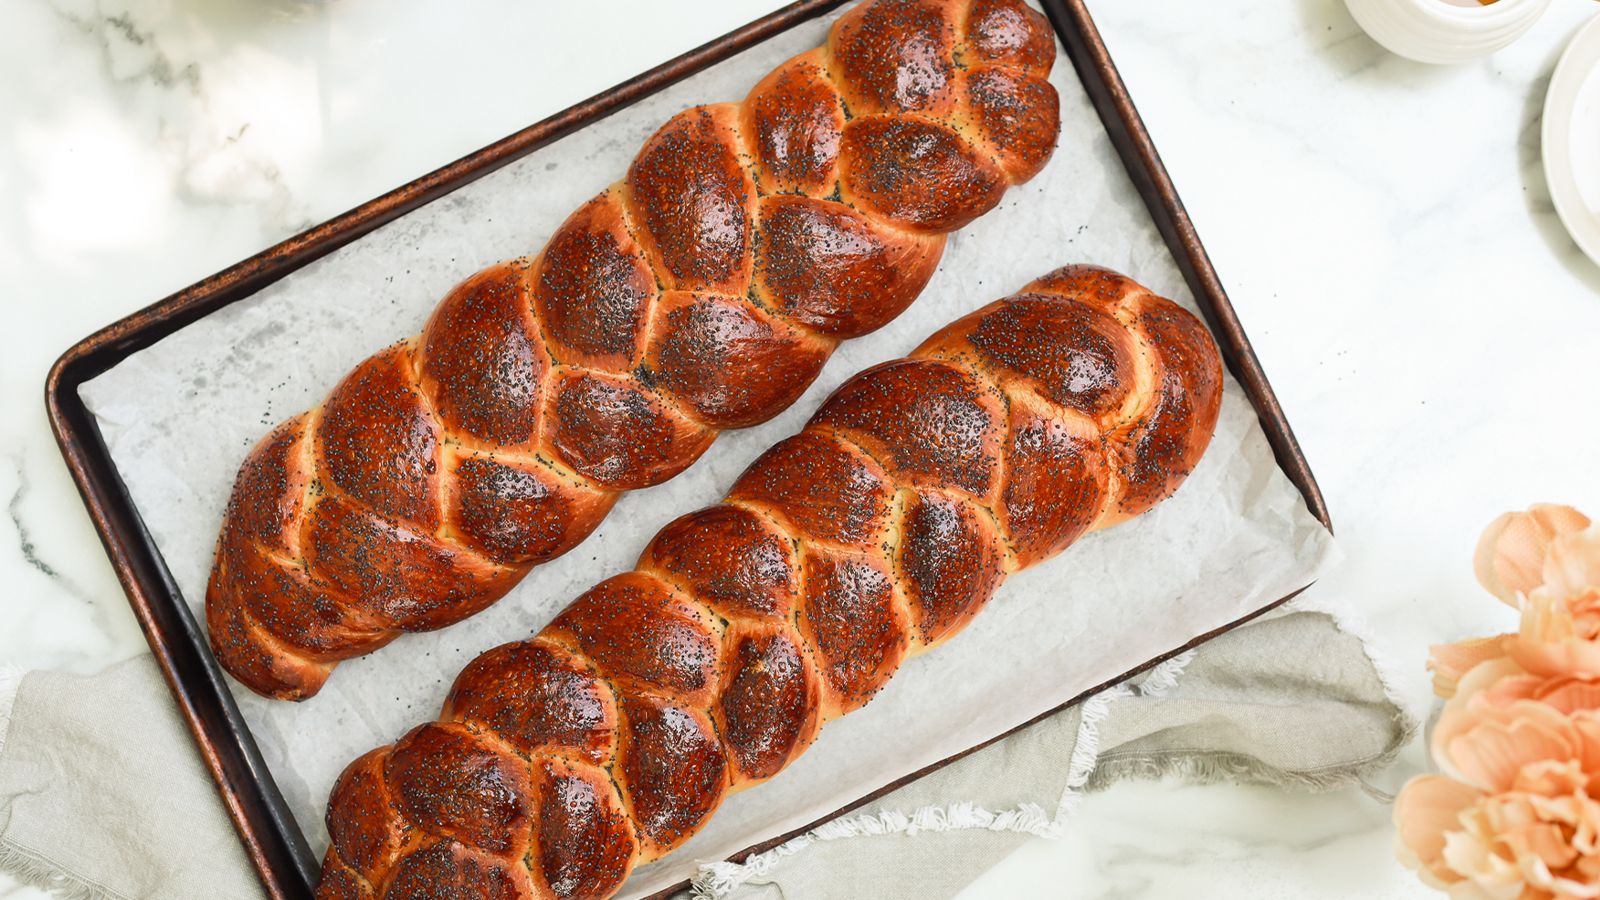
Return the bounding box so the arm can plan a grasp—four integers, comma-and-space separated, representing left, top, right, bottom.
1395, 774, 1484, 890
1396, 762, 1600, 900
1430, 657, 1600, 796
1424, 506, 1592, 700
1476, 505, 1592, 607
1397, 505, 1600, 899
1510, 525, 1600, 680
1400, 625, 1600, 898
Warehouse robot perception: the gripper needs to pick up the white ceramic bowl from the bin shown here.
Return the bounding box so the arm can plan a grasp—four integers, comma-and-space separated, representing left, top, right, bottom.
1344, 0, 1553, 64
1543, 12, 1600, 268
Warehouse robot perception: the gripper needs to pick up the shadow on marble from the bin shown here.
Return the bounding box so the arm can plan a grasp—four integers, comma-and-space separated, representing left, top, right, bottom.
1294, 0, 1463, 88
1516, 16, 1600, 294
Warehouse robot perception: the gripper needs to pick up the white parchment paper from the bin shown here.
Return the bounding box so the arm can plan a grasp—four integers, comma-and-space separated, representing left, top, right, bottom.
79, 5, 1339, 897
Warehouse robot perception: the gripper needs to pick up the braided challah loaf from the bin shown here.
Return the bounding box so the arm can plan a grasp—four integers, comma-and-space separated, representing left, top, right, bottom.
313, 265, 1224, 900
206, 0, 1063, 701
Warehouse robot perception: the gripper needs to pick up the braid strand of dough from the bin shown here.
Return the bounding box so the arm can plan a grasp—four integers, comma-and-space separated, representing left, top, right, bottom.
313, 265, 1225, 900
206, 0, 1063, 701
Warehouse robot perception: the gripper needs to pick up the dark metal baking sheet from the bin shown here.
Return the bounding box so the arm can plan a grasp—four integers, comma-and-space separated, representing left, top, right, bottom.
45, 2, 1330, 898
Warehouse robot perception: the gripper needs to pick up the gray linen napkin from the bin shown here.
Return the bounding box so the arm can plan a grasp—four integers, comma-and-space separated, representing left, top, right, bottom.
0, 601, 1412, 900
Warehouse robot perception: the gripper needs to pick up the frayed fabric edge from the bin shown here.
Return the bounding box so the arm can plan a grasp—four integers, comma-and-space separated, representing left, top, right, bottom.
1280, 593, 1420, 800
0, 665, 26, 758
1135, 650, 1192, 701
1056, 650, 1192, 821
1079, 598, 1419, 803
0, 670, 124, 900
808, 801, 1061, 841
1087, 742, 1410, 802
688, 652, 1197, 900
0, 838, 132, 900
1281, 594, 1415, 724
688, 800, 1066, 900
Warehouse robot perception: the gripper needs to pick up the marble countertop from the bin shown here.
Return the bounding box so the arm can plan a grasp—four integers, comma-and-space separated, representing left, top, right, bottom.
3, 0, 1599, 897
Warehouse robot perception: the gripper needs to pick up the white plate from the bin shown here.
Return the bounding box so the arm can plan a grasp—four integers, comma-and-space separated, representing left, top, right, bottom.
1544, 11, 1600, 267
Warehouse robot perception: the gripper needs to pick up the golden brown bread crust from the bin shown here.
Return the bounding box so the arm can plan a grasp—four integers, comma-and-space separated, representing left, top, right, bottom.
313, 264, 1225, 900
207, 0, 1061, 701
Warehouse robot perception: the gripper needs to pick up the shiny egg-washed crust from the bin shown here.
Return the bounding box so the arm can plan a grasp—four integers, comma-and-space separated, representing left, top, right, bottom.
207, 0, 1062, 701
313, 264, 1224, 900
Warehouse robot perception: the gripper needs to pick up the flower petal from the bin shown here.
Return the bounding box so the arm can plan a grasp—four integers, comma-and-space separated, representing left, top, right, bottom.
1396, 775, 1482, 884
1506, 820, 1579, 871
1445, 714, 1578, 793
1433, 636, 1519, 699
1545, 525, 1600, 605
1476, 505, 1591, 605
1511, 636, 1600, 681
1511, 758, 1586, 797
1444, 882, 1517, 900
1536, 678, 1600, 714
1442, 825, 1523, 890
